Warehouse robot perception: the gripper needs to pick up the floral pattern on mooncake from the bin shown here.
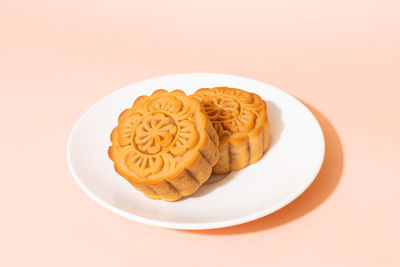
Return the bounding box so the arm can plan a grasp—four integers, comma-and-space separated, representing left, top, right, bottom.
193, 87, 270, 174
109, 90, 219, 201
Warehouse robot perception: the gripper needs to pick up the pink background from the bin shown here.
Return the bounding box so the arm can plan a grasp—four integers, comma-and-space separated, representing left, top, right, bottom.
2, 1, 400, 266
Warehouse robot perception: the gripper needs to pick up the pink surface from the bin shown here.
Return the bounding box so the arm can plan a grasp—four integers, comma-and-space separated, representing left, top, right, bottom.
1, 1, 400, 266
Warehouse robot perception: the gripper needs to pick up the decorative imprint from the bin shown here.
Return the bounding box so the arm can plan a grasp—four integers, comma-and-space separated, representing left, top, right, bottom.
116, 95, 199, 177
193, 87, 264, 141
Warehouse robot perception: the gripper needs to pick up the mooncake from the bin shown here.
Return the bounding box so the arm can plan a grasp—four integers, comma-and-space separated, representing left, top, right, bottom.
108, 89, 219, 201
192, 87, 269, 174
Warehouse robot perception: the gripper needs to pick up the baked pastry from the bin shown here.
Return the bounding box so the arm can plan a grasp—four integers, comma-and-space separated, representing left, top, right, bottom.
192, 87, 269, 174
108, 89, 219, 201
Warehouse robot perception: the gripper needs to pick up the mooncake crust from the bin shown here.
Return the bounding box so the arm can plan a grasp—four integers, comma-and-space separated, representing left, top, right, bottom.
108, 89, 219, 201
192, 87, 270, 174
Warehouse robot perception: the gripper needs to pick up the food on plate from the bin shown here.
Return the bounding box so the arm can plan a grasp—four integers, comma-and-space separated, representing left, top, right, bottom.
192, 87, 269, 174
108, 89, 219, 201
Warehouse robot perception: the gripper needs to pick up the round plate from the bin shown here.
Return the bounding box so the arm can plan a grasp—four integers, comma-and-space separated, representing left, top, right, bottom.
67, 73, 325, 230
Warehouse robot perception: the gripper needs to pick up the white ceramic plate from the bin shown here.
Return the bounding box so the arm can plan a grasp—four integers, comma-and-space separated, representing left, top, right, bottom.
67, 73, 325, 230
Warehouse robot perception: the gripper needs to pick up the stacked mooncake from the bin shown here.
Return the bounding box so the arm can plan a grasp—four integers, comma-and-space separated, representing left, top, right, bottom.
108, 87, 269, 201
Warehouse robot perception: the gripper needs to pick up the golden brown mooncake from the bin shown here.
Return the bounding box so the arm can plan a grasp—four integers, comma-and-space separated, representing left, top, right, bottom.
108, 89, 219, 201
192, 87, 270, 174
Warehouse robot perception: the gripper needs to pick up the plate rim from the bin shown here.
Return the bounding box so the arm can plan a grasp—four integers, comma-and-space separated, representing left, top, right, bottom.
66, 72, 325, 230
